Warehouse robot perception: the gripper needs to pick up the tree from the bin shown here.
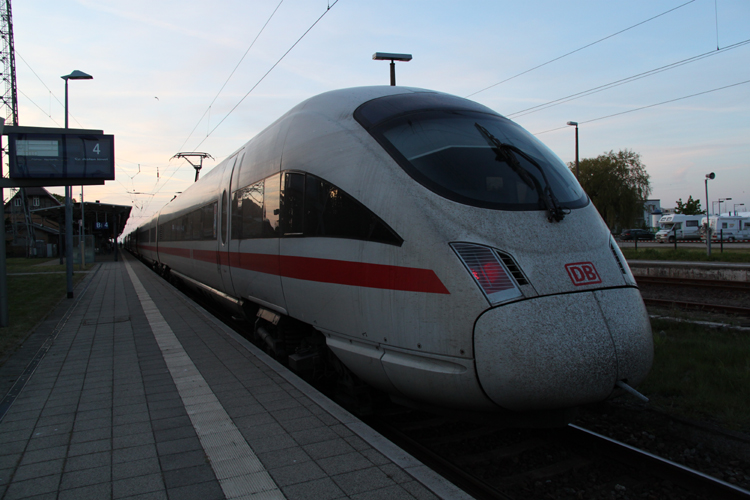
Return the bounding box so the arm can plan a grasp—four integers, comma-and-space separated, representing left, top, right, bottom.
568, 149, 651, 231
674, 195, 704, 215
51, 193, 65, 205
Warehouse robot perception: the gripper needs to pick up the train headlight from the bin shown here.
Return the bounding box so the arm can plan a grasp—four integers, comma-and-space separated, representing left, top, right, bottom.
451, 242, 522, 304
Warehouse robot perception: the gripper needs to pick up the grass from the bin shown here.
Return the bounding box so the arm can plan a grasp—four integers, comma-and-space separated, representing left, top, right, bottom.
0, 258, 92, 364
622, 247, 750, 263
641, 317, 750, 431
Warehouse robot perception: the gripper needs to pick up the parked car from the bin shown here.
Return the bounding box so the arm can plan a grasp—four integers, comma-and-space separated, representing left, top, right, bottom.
620, 229, 655, 240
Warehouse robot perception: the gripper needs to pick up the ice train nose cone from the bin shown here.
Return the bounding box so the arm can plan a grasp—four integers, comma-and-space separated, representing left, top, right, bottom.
474, 288, 653, 411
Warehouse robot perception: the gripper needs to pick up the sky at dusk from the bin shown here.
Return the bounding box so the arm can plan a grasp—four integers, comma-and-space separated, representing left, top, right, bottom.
8, 0, 750, 235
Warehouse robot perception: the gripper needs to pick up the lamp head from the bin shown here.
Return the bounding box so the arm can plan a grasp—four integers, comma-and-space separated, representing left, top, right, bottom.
566, 121, 578, 126
706, 172, 715, 180
61, 70, 93, 81
372, 52, 412, 62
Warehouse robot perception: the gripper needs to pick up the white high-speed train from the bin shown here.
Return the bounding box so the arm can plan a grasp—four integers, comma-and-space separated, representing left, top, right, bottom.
127, 86, 653, 423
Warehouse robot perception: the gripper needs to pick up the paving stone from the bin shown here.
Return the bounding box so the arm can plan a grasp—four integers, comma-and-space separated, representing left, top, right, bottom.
302, 438, 356, 460
318, 451, 374, 476
11, 458, 65, 482
60, 465, 111, 490
112, 457, 161, 481
158, 450, 209, 471
68, 438, 111, 456
155, 436, 202, 456
350, 484, 418, 500
112, 421, 153, 438
3, 473, 60, 500
63, 451, 110, 472
165, 479, 224, 500
150, 415, 192, 432
25, 434, 71, 452
19, 445, 68, 466
332, 467, 397, 496
162, 464, 217, 489
291, 426, 340, 446
401, 480, 441, 500
281, 478, 347, 500
0, 454, 22, 470
113, 472, 164, 498
73, 416, 111, 432
58, 481, 112, 500
269, 460, 327, 487
112, 444, 158, 464
70, 426, 111, 444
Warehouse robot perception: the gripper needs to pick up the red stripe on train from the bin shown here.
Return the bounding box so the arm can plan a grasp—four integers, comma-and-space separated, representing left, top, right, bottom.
155, 246, 449, 294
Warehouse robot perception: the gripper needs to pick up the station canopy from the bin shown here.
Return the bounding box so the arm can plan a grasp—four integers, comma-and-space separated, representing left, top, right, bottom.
30, 201, 132, 239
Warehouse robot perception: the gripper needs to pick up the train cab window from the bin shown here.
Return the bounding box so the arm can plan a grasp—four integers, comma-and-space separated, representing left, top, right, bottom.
355, 93, 588, 212
303, 174, 401, 244
275, 171, 402, 245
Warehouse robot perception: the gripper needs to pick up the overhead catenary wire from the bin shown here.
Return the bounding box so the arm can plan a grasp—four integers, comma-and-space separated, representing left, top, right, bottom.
533, 78, 750, 136
145, 0, 342, 215
176, 0, 285, 153
190, 0, 341, 152
465, 0, 697, 99
506, 38, 750, 119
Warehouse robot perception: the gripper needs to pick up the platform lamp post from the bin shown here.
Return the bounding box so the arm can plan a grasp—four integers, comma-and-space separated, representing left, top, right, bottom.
62, 70, 93, 298
734, 203, 745, 216
719, 197, 732, 216
566, 121, 579, 180
705, 172, 715, 257
372, 53, 412, 86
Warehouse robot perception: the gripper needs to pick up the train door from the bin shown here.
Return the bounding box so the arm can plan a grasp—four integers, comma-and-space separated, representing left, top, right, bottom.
217, 153, 242, 296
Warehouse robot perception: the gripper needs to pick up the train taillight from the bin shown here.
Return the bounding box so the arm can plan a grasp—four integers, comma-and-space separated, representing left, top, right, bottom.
451, 243, 522, 304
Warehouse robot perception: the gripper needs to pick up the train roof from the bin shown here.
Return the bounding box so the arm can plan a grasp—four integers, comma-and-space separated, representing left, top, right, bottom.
282, 86, 499, 123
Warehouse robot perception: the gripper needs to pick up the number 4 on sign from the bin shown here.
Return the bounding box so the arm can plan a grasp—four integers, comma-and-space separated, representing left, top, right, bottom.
93, 143, 100, 155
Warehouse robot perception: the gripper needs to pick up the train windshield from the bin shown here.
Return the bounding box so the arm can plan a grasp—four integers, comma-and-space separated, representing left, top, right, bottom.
355, 93, 587, 212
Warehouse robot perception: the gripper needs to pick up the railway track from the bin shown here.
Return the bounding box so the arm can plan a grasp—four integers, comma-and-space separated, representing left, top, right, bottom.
635, 276, 750, 291
636, 276, 750, 317
366, 408, 750, 499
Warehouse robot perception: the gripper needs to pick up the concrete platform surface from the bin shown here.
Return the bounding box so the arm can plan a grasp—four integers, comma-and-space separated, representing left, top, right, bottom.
0, 254, 472, 500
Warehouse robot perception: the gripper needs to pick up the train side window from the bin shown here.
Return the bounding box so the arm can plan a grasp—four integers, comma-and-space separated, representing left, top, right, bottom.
237, 181, 264, 239
190, 210, 201, 240
303, 174, 403, 245
150, 227, 156, 243
282, 172, 305, 235
201, 203, 216, 239
263, 174, 281, 237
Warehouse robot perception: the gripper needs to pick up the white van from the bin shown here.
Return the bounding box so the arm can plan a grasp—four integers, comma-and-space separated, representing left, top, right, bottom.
703, 216, 750, 242
655, 214, 703, 243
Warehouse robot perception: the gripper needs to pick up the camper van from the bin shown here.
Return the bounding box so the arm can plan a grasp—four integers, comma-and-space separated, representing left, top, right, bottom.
702, 215, 750, 242
655, 214, 703, 243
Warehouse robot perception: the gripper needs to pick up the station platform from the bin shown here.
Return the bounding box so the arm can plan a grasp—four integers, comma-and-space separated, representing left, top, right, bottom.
0, 253, 471, 500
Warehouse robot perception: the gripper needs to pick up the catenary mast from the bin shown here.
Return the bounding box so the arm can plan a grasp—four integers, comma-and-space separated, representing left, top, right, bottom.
1, 0, 35, 256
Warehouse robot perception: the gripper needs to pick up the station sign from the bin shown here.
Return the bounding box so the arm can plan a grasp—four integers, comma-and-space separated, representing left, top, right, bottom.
7, 133, 115, 180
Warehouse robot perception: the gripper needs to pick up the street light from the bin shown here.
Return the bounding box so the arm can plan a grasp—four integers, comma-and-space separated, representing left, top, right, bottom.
705, 172, 715, 256
372, 52, 412, 86
734, 203, 745, 215
61, 70, 93, 298
566, 121, 579, 179
719, 197, 732, 215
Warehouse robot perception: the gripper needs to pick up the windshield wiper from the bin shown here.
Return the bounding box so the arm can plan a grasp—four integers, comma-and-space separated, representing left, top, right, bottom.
475, 123, 566, 222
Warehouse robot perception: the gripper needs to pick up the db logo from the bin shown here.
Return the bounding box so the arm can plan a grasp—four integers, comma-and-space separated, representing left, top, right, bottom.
565, 262, 601, 286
